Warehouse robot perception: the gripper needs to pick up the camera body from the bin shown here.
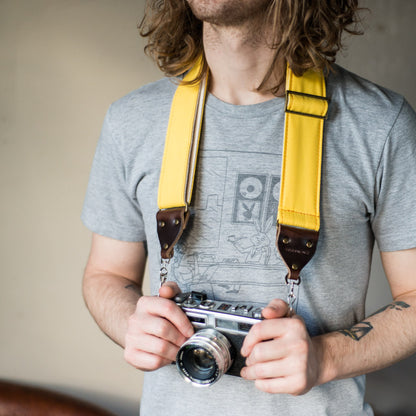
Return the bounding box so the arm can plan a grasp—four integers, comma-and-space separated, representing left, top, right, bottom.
174, 291, 264, 387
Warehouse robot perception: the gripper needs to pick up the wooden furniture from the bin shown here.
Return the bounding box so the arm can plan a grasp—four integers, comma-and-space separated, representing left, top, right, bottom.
0, 380, 116, 416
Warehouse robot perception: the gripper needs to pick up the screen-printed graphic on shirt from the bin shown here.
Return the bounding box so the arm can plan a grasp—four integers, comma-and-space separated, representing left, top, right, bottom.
169, 150, 286, 302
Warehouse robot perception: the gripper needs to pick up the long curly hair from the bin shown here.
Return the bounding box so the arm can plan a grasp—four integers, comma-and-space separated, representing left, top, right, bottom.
139, 0, 363, 93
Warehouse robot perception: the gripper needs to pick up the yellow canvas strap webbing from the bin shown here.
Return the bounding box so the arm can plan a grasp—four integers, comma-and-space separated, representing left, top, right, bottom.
278, 67, 328, 230
157, 59, 328, 290
276, 66, 328, 285
156, 56, 208, 260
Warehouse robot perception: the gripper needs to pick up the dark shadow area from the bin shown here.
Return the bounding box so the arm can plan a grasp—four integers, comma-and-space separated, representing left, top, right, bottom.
366, 354, 416, 416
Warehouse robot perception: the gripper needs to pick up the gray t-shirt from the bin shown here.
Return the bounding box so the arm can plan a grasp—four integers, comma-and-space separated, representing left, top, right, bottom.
82, 65, 416, 416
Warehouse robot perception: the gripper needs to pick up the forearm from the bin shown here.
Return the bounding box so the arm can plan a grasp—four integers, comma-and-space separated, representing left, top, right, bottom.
82, 272, 142, 348
314, 293, 416, 385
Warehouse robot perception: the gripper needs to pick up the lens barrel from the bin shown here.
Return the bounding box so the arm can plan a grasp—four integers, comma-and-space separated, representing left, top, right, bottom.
176, 328, 233, 386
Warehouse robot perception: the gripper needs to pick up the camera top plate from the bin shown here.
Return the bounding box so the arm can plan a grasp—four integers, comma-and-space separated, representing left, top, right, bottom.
175, 291, 264, 334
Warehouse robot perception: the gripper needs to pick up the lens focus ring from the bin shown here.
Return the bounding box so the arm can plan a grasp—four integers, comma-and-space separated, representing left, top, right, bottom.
176, 328, 233, 386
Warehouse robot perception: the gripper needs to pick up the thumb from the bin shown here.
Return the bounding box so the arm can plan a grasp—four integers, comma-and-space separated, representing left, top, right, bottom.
262, 298, 289, 319
158, 281, 181, 299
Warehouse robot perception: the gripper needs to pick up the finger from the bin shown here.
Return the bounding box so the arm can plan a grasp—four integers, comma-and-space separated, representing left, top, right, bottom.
124, 348, 173, 371
262, 298, 289, 319
241, 318, 291, 357
241, 360, 310, 396
254, 375, 309, 396
139, 315, 189, 347
126, 332, 180, 362
138, 296, 194, 339
159, 281, 181, 299
244, 338, 288, 366
242, 316, 307, 358
241, 357, 291, 380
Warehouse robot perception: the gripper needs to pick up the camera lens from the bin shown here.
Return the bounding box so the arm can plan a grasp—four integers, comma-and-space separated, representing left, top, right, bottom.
182, 347, 217, 380
176, 328, 233, 387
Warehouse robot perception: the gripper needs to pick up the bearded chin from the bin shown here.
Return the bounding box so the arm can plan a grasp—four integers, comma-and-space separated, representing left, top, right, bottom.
186, 0, 270, 27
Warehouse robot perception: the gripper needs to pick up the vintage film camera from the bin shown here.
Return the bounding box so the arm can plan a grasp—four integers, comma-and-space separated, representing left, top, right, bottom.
174, 291, 264, 387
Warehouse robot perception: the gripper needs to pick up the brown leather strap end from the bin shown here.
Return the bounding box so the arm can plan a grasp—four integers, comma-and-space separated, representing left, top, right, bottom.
276, 223, 319, 283
157, 207, 189, 259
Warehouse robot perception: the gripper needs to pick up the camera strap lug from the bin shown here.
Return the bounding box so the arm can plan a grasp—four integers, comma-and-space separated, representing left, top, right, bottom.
157, 206, 190, 260
277, 223, 319, 283
277, 223, 319, 315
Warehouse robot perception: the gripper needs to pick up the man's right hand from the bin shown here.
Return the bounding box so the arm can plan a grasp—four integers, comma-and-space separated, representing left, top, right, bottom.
124, 281, 194, 371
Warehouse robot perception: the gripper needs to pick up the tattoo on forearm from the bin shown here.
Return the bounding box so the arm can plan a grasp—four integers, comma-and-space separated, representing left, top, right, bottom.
125, 284, 141, 295
338, 322, 374, 341
338, 301, 410, 341
368, 301, 410, 317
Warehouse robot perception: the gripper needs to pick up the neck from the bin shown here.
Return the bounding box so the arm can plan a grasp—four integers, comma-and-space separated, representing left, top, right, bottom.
203, 23, 282, 105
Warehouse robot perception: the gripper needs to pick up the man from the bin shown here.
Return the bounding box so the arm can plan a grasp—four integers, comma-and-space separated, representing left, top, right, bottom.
82, 1, 416, 414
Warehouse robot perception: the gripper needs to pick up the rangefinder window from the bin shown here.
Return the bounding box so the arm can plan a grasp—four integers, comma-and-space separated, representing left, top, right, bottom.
190, 316, 206, 324
215, 318, 238, 331
238, 322, 253, 333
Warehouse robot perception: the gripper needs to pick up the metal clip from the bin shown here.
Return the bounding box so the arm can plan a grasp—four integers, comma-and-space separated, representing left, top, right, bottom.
159, 257, 170, 289
286, 275, 300, 317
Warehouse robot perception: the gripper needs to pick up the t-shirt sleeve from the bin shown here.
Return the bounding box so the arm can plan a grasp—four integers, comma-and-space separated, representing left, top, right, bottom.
372, 99, 416, 252
81, 106, 146, 242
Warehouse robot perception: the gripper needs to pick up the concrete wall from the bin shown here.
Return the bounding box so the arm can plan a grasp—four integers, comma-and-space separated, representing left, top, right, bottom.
0, 1, 415, 415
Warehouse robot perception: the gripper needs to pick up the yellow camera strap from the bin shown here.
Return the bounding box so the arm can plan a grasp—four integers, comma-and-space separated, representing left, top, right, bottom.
157, 58, 328, 290
277, 66, 328, 287
156, 56, 208, 262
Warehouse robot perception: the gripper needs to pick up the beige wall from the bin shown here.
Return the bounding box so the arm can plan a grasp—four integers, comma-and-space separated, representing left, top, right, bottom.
0, 1, 156, 414
0, 1, 415, 415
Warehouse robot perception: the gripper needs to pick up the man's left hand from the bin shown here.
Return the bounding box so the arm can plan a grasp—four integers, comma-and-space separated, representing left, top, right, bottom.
240, 299, 321, 395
